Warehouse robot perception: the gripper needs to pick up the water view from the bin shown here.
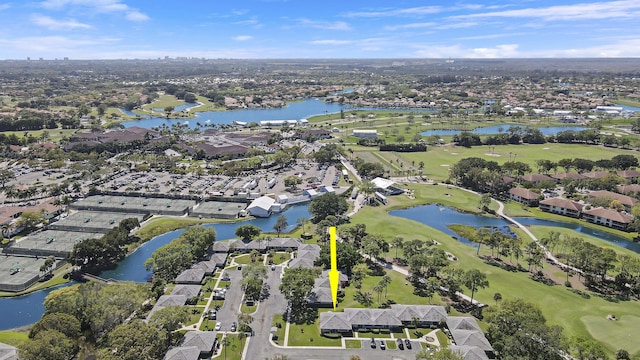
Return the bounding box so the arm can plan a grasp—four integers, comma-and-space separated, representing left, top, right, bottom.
390, 204, 640, 253
420, 125, 587, 137
121, 98, 435, 129
0, 203, 311, 330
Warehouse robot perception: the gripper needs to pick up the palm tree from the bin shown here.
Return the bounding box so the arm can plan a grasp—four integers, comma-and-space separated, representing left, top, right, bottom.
493, 292, 502, 306
392, 236, 404, 259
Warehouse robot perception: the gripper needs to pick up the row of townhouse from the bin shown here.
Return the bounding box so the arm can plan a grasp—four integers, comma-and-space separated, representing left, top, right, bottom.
320, 306, 493, 359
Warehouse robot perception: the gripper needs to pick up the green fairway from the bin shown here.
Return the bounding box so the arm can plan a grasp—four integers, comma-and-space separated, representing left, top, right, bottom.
355, 143, 637, 182
582, 315, 640, 356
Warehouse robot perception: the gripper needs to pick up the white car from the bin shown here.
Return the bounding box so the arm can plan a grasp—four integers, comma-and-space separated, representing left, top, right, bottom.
214, 323, 221, 331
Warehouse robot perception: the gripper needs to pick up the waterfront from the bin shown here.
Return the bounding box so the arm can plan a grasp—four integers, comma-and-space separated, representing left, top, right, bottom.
0, 203, 311, 330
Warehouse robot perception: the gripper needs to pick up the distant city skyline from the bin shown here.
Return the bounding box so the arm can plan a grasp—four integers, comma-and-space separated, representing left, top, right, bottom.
1, 0, 639, 59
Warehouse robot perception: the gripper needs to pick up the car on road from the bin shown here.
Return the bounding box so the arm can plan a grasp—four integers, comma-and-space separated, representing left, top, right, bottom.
214, 323, 221, 331
271, 265, 276, 271
404, 339, 412, 350
396, 338, 404, 350
380, 340, 386, 350
370, 338, 376, 349
231, 322, 237, 332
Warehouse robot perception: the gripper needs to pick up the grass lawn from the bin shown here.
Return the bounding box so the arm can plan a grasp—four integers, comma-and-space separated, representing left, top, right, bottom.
220, 334, 244, 360
135, 217, 217, 241
435, 329, 450, 346
271, 314, 286, 345
385, 339, 397, 349
268, 252, 291, 265
407, 327, 435, 340
233, 254, 257, 265
0, 331, 28, 346
184, 309, 204, 327
345, 340, 361, 349
348, 182, 640, 358
288, 312, 343, 347
240, 303, 257, 314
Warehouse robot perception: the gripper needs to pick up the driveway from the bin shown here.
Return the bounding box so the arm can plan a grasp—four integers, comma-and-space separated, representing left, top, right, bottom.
216, 268, 244, 332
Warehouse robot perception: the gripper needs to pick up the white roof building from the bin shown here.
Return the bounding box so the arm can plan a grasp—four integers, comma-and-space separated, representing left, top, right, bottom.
247, 196, 276, 217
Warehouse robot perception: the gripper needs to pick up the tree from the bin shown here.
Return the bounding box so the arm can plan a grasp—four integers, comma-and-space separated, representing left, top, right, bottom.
16, 211, 45, 231
29, 312, 81, 340
144, 244, 196, 285
284, 175, 302, 190
39, 256, 56, 278
570, 336, 608, 360
273, 215, 288, 237
149, 305, 190, 335
309, 193, 348, 221
237, 312, 254, 333
179, 226, 216, 260
316, 241, 361, 275
0, 169, 15, 188
235, 224, 261, 241
352, 263, 373, 291
493, 292, 502, 306
479, 193, 491, 211
105, 320, 167, 360
359, 181, 376, 204
485, 299, 566, 360
296, 217, 310, 235
463, 269, 489, 305
71, 236, 126, 275
615, 349, 630, 360
392, 236, 404, 259
18, 330, 77, 360
279, 267, 318, 322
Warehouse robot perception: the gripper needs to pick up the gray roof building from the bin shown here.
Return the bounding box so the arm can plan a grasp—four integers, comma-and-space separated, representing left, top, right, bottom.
163, 346, 200, 360
175, 269, 206, 284
170, 284, 202, 299
180, 331, 217, 356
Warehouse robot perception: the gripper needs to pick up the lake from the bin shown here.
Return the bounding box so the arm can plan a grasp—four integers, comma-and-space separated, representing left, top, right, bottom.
420, 125, 587, 137
0, 203, 311, 330
121, 98, 435, 129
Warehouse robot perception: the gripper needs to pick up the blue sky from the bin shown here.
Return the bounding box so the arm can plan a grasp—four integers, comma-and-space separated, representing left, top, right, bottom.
0, 0, 639, 59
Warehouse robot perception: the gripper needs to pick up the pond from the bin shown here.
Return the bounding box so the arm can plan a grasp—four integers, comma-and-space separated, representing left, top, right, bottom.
0, 203, 311, 330
389, 204, 640, 253
420, 125, 587, 137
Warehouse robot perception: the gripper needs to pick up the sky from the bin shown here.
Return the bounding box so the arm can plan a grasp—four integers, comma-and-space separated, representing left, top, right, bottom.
0, 0, 639, 59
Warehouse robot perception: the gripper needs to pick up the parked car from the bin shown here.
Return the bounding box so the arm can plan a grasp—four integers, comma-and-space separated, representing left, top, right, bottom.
209, 310, 217, 320
380, 340, 386, 350
214, 323, 221, 331
231, 322, 237, 332
271, 265, 276, 271
370, 338, 376, 349
396, 338, 404, 350
404, 339, 412, 350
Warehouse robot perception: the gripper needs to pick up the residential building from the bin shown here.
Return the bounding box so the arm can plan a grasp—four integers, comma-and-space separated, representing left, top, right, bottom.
539, 198, 583, 218
582, 207, 633, 231
508, 188, 540, 206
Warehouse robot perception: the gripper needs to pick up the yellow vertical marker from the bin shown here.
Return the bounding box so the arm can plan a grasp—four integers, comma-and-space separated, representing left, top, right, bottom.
328, 226, 339, 310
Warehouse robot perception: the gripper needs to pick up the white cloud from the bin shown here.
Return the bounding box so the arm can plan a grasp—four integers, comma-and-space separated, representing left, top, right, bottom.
436, 22, 479, 30
39, 0, 148, 21
233, 35, 253, 41
449, 0, 640, 21
344, 6, 442, 18
31, 14, 92, 29
0, 35, 117, 53
0, 3, 11, 11
384, 22, 435, 31
296, 19, 351, 31
310, 39, 353, 45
